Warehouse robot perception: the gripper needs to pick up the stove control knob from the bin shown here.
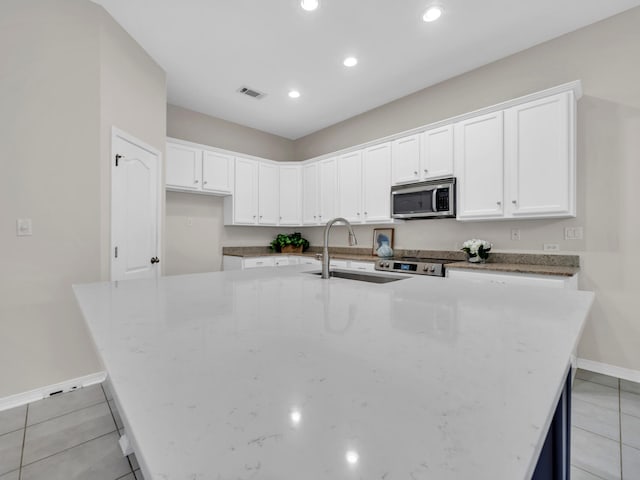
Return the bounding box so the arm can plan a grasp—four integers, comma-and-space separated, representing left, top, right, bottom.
378, 261, 384, 267
423, 265, 429, 271
384, 262, 390, 268
430, 266, 436, 272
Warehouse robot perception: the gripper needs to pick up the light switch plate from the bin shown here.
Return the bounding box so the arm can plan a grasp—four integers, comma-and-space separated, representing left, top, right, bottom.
16, 218, 32, 236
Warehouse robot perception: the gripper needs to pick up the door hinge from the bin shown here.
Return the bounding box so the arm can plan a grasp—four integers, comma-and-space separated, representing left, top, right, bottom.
115, 154, 123, 167
114, 246, 118, 258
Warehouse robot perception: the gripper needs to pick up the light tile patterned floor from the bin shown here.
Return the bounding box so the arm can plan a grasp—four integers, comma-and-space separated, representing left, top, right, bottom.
0, 383, 142, 480
572, 370, 640, 479
0, 370, 638, 479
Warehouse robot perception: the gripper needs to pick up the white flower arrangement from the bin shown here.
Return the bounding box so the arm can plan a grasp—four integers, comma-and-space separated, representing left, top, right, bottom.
461, 239, 492, 262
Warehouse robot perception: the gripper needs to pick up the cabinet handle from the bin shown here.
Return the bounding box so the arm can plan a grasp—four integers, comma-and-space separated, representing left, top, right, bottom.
496, 201, 501, 206
279, 216, 282, 220
423, 169, 428, 173
357, 212, 360, 216
364, 211, 368, 215
203, 181, 207, 185
512, 200, 517, 204
194, 180, 199, 184
413, 171, 418, 175
253, 215, 256, 219
260, 215, 263, 219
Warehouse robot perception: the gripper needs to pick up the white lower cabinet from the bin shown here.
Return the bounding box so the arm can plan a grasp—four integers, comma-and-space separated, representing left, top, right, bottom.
222, 256, 375, 272
446, 268, 578, 289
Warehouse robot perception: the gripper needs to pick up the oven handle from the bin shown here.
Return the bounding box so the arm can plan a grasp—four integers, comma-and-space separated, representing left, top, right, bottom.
432, 188, 438, 212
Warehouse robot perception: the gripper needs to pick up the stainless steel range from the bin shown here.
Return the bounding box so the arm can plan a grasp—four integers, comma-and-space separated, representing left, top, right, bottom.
374, 256, 454, 277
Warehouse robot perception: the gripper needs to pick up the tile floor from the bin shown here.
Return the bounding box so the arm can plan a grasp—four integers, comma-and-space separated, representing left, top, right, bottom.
0, 383, 142, 480
0, 370, 638, 479
572, 370, 640, 479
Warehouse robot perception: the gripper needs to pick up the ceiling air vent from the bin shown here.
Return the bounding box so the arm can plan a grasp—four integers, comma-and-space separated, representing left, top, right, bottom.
237, 86, 266, 99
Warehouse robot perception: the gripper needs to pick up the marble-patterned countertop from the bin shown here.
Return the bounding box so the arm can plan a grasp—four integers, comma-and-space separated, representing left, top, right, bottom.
74, 265, 593, 480
222, 246, 580, 276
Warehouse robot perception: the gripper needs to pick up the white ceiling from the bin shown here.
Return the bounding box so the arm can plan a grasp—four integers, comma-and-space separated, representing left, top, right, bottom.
93, 0, 640, 140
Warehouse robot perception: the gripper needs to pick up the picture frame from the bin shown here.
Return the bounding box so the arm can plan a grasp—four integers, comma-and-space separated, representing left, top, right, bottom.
372, 228, 394, 255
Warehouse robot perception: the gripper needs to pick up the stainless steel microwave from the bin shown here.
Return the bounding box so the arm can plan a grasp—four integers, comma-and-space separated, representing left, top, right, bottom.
391, 177, 456, 219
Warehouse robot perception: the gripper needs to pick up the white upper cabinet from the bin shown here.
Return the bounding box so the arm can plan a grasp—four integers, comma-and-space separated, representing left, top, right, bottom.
422, 125, 454, 179
302, 163, 319, 225
391, 134, 421, 184
166, 141, 233, 195
338, 144, 392, 224
455, 111, 505, 220
392, 127, 453, 185
202, 150, 233, 194
318, 157, 338, 224
258, 162, 278, 225
362, 143, 392, 223
338, 151, 363, 222
504, 91, 575, 218
232, 157, 259, 224
166, 143, 201, 191
456, 89, 577, 221
278, 165, 302, 225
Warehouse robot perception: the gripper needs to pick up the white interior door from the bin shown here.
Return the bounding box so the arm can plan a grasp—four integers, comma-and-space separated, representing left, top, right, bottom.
111, 129, 160, 281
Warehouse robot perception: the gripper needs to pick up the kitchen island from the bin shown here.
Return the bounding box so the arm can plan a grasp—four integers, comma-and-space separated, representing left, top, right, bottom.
73, 265, 593, 480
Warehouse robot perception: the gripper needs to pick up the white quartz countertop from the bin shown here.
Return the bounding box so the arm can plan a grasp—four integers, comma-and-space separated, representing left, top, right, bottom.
73, 265, 593, 480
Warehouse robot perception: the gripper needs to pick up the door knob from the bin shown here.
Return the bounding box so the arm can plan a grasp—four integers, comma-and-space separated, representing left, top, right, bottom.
150, 257, 160, 264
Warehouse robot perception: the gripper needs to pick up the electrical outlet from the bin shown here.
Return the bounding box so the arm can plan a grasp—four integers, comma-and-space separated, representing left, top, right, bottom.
511, 228, 521, 241
573, 227, 584, 240
544, 244, 560, 252
564, 227, 574, 240
16, 218, 32, 236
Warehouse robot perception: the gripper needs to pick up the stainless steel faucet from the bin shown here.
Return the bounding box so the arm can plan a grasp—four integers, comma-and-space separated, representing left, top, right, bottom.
322, 217, 358, 279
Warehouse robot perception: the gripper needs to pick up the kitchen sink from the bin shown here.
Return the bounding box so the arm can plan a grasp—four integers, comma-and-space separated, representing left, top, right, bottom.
306, 269, 408, 284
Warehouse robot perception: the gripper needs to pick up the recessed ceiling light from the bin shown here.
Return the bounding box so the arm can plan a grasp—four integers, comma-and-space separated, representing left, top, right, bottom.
288, 90, 301, 99
423, 6, 443, 22
343, 57, 358, 67
300, 0, 319, 11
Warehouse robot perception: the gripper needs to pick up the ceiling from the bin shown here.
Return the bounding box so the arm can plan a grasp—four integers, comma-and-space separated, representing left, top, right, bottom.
93, 0, 640, 140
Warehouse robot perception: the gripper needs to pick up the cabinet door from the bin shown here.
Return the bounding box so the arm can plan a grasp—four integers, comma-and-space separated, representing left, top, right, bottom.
279, 165, 302, 225
202, 150, 233, 194
505, 91, 574, 218
166, 143, 201, 190
258, 162, 278, 225
422, 125, 453, 179
302, 163, 319, 225
318, 158, 338, 223
362, 143, 392, 222
455, 112, 504, 220
233, 157, 259, 224
338, 151, 363, 222
391, 134, 421, 185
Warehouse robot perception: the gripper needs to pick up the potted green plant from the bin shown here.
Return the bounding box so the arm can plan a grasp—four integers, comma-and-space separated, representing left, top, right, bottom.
270, 232, 310, 254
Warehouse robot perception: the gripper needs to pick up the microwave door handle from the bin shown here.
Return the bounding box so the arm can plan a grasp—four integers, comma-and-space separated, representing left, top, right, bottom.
432, 188, 438, 212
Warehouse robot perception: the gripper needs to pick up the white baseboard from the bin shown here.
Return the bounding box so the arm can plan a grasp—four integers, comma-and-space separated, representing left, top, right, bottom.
577, 358, 640, 383
0, 371, 107, 412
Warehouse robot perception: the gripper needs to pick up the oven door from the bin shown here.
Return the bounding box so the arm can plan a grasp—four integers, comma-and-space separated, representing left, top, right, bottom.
391, 180, 455, 218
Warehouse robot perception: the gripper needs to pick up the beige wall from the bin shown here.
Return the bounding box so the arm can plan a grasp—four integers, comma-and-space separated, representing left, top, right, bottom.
167, 105, 295, 162
167, 8, 640, 372
0, 0, 166, 398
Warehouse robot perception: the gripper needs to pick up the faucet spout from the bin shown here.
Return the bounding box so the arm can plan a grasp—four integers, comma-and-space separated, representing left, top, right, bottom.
322, 217, 358, 279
